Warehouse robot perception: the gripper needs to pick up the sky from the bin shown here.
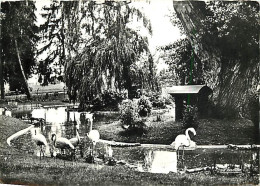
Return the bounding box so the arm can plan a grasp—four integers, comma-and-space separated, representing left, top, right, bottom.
132, 0, 183, 53
131, 0, 185, 72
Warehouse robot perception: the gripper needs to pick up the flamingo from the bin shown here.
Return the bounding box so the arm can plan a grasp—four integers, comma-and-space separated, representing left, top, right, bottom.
172, 127, 196, 160
7, 125, 48, 160
51, 134, 75, 156
31, 128, 48, 160
87, 130, 100, 157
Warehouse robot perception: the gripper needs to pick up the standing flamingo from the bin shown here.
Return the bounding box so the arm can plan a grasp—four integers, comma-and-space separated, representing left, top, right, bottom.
51, 134, 75, 156
31, 128, 48, 160
87, 130, 100, 157
7, 125, 48, 160
172, 127, 196, 160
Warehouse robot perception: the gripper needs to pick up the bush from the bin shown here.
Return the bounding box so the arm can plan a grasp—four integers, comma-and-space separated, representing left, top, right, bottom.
119, 99, 147, 134
162, 95, 173, 105
149, 94, 173, 109
119, 100, 139, 127
242, 92, 258, 128
91, 90, 125, 111
152, 97, 165, 109
182, 105, 199, 129
137, 96, 152, 117
91, 96, 103, 111
102, 90, 125, 109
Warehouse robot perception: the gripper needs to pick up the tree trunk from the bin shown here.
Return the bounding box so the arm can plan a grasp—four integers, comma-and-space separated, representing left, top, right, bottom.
0, 58, 4, 99
0, 2, 4, 99
14, 39, 32, 99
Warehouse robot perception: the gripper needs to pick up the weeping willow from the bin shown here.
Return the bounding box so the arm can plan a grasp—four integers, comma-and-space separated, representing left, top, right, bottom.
64, 1, 154, 104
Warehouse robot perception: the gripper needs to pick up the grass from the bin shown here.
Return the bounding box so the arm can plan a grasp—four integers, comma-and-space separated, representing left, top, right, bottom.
98, 114, 257, 145
0, 113, 259, 185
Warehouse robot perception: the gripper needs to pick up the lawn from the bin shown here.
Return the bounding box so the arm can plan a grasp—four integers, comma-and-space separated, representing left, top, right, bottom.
0, 115, 259, 185
98, 113, 257, 145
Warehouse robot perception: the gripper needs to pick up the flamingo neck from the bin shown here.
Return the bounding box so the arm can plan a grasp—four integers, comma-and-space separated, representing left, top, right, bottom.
185, 129, 191, 141
52, 135, 56, 145
76, 130, 80, 142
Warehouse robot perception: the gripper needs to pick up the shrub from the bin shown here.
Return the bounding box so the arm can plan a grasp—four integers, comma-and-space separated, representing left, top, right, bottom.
152, 97, 165, 109
119, 100, 138, 127
162, 95, 173, 105
119, 99, 147, 134
91, 90, 125, 111
182, 105, 199, 129
149, 94, 172, 109
91, 96, 103, 111
242, 92, 258, 128
137, 96, 152, 117
102, 90, 124, 109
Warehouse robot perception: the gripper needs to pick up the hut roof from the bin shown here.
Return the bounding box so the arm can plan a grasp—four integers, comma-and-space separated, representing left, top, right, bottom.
166, 85, 212, 95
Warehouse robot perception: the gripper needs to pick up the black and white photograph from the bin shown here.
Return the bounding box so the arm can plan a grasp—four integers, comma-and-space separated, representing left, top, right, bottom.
0, 0, 259, 185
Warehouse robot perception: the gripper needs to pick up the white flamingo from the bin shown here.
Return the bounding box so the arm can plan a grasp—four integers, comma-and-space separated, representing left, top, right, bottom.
87, 130, 100, 157
31, 128, 48, 160
51, 134, 75, 156
172, 128, 196, 160
7, 125, 49, 160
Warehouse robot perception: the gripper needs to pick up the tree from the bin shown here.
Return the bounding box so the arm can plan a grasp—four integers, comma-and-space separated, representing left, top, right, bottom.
159, 38, 205, 85
38, 1, 75, 85
172, 1, 259, 117
63, 1, 153, 105
1, 1, 38, 99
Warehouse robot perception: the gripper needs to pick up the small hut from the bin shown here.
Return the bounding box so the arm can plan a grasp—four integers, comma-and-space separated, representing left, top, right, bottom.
166, 85, 213, 121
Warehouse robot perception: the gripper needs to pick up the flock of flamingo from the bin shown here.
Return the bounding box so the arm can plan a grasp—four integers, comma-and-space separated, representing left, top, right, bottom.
6, 114, 101, 161
6, 109, 196, 162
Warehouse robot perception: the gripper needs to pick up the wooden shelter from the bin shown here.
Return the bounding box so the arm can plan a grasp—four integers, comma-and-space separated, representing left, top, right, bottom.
166, 85, 213, 121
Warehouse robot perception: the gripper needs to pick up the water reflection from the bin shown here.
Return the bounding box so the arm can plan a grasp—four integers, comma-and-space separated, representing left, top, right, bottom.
13, 106, 93, 146
140, 150, 177, 174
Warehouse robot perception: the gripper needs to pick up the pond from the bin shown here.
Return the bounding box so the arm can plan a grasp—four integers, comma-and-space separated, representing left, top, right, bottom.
108, 146, 259, 174
12, 106, 120, 133
10, 106, 120, 157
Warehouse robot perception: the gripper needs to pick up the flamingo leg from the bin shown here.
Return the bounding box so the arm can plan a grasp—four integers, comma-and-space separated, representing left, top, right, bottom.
41, 146, 45, 160
182, 146, 185, 168
40, 146, 42, 160
93, 143, 95, 157
177, 147, 180, 160
182, 146, 185, 160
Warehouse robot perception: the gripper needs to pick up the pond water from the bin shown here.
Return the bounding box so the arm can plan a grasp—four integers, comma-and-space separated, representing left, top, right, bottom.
139, 150, 177, 173
109, 146, 259, 174
13, 106, 119, 135
11, 106, 120, 157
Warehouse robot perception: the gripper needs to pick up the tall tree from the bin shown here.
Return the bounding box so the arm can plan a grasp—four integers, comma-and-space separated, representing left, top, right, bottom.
172, 1, 259, 117
63, 1, 153, 104
1, 1, 38, 99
